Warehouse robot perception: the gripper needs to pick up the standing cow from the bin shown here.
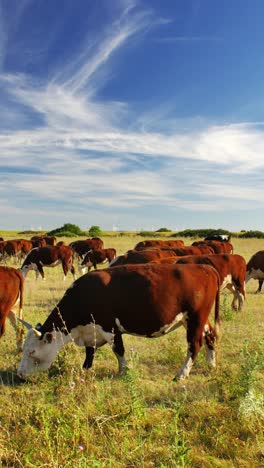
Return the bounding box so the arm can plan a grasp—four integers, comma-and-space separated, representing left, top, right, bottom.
17, 263, 220, 380
246, 250, 264, 293
175, 254, 246, 310
0, 266, 24, 350
21, 245, 76, 280
80, 248, 116, 273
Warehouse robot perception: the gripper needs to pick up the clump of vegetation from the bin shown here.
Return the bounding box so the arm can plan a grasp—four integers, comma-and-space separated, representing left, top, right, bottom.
88, 225, 103, 237
172, 228, 232, 238
47, 223, 87, 237
239, 230, 264, 238
155, 227, 172, 232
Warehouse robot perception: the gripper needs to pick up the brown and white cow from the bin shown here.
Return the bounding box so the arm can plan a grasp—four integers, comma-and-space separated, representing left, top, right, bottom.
20, 245, 76, 280
69, 238, 104, 260
109, 248, 178, 267
80, 248, 116, 273
134, 239, 184, 250
0, 266, 24, 350
175, 254, 246, 311
246, 250, 264, 293
17, 263, 220, 380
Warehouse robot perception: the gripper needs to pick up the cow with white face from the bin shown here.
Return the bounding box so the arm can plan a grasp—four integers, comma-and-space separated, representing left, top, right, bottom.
21, 245, 76, 281
17, 263, 221, 381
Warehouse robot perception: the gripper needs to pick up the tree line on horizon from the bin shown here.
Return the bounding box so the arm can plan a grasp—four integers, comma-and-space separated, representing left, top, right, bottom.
15, 223, 264, 239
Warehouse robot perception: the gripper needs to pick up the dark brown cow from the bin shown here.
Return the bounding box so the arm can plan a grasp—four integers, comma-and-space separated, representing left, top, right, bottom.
246, 250, 264, 293
69, 238, 104, 260
17, 263, 220, 380
80, 248, 116, 272
21, 245, 76, 280
109, 248, 178, 267
134, 239, 184, 250
31, 235, 57, 246
2, 240, 23, 263
175, 254, 246, 310
0, 266, 24, 350
0, 237, 4, 241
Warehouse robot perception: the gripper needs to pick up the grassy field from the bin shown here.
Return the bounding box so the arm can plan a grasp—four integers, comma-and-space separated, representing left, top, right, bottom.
0, 234, 263, 467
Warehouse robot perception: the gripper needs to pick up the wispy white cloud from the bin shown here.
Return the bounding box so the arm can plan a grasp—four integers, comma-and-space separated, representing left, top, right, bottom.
0, 0, 263, 230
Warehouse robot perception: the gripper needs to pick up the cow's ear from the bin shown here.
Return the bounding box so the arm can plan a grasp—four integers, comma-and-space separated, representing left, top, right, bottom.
44, 332, 54, 344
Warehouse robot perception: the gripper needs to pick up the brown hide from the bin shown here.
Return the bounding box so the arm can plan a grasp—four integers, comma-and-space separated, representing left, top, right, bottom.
175, 254, 246, 310
110, 248, 178, 266
21, 245, 75, 279
37, 263, 220, 379
134, 239, 184, 250
0, 266, 24, 349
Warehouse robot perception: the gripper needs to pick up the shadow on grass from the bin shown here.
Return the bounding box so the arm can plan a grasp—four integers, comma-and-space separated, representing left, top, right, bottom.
0, 369, 25, 386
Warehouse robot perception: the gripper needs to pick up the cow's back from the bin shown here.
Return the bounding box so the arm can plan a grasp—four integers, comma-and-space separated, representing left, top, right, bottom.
52, 263, 220, 336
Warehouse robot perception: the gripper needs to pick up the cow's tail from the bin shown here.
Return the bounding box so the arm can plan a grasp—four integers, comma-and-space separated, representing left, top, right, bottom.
214, 275, 221, 341
18, 271, 24, 320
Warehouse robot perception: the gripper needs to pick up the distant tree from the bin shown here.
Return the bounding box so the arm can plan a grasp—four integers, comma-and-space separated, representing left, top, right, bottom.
155, 227, 171, 232
239, 230, 264, 239
88, 225, 102, 237
47, 223, 86, 237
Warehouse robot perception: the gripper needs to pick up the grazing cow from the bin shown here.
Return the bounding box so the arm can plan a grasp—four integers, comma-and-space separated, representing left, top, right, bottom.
70, 238, 104, 260
0, 266, 24, 350
21, 245, 76, 280
246, 250, 264, 293
80, 248, 116, 273
134, 239, 184, 250
109, 248, 178, 267
2, 240, 23, 263
175, 254, 246, 310
17, 263, 220, 380
0, 237, 4, 241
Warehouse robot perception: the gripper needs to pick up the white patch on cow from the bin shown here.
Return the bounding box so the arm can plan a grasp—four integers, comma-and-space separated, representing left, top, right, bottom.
150, 312, 188, 337
109, 256, 120, 267
40, 260, 61, 268
221, 273, 232, 290
176, 352, 193, 380
70, 324, 114, 348
78, 264, 88, 275
246, 268, 264, 282
205, 348, 216, 367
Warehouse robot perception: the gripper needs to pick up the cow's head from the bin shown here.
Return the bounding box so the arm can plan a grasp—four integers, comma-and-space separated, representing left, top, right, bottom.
17, 323, 69, 378
20, 262, 38, 278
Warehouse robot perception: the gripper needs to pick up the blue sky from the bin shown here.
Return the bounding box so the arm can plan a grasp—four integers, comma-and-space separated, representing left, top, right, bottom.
1, 0, 264, 232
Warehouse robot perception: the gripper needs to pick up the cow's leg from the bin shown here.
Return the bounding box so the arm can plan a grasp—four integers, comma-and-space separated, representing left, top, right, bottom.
113, 331, 128, 374
202, 321, 217, 368
70, 264, 76, 280
226, 283, 244, 311
256, 280, 263, 293
8, 310, 24, 351
175, 318, 204, 380
36, 263, 45, 280
62, 262, 68, 281
83, 346, 95, 369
